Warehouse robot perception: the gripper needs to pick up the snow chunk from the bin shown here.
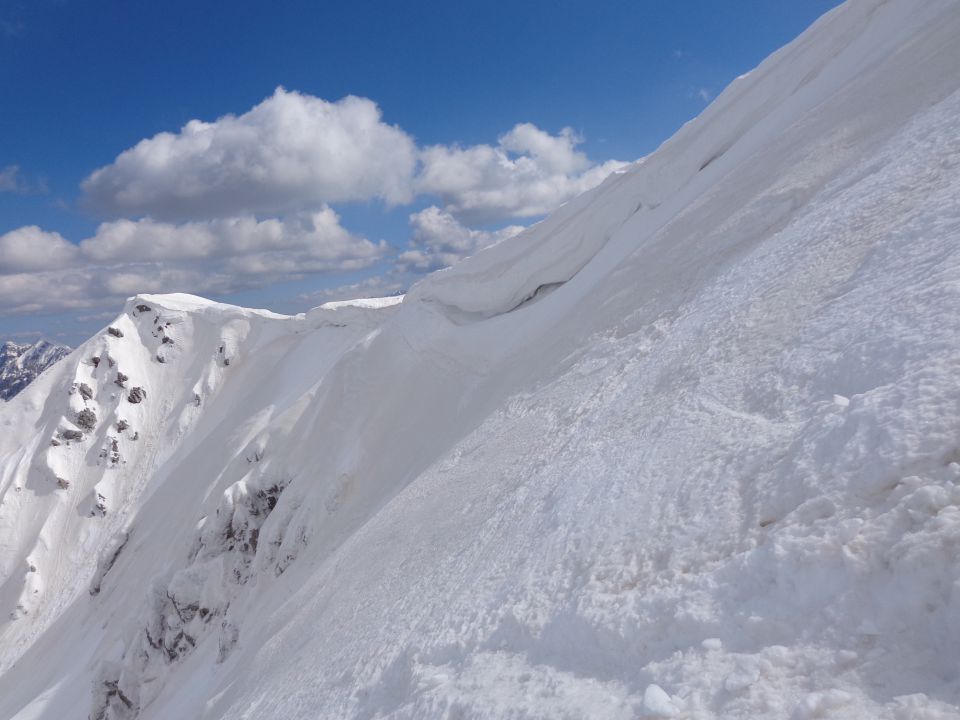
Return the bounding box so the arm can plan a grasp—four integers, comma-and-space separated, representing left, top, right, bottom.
792, 689, 854, 719
642, 684, 679, 718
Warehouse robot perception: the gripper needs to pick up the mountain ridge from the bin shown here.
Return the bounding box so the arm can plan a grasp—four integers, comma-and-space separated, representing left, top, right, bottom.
0, 339, 72, 401
1, 0, 960, 717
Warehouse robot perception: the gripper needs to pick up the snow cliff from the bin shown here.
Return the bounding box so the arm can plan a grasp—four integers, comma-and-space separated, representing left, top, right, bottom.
1, 0, 960, 717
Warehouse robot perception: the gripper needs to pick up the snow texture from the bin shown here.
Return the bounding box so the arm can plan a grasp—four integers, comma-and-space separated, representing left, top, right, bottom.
2, 0, 960, 718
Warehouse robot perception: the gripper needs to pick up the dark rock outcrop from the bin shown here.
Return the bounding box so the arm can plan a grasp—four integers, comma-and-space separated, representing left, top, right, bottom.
76, 408, 97, 430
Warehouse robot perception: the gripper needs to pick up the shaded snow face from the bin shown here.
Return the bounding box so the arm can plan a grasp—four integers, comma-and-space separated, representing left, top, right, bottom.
0, 340, 71, 400
3, 1, 960, 719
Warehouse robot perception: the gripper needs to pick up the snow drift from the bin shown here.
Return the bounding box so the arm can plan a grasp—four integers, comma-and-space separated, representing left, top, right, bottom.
2, 0, 960, 717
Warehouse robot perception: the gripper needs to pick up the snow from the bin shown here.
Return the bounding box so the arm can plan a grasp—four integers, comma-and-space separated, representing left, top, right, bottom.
2, 0, 960, 718
643, 684, 680, 718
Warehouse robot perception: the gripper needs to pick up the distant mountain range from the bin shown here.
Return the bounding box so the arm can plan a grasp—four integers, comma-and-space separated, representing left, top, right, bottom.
0, 340, 72, 400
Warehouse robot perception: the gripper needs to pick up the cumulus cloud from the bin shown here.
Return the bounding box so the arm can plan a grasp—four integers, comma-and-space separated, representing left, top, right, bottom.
82, 88, 418, 221
80, 209, 382, 270
81, 88, 626, 227
0, 226, 79, 272
0, 210, 386, 314
398, 206, 525, 272
297, 207, 527, 308
417, 123, 628, 224
11, 89, 630, 318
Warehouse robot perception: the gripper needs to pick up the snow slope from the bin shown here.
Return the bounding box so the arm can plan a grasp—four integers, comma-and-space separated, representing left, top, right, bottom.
0, 340, 71, 401
2, 0, 960, 717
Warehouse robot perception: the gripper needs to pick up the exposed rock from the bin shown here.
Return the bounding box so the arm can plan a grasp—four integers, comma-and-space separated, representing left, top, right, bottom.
76, 408, 97, 430
56, 477, 69, 490
156, 355, 166, 364
89, 531, 130, 596
90, 662, 139, 720
218, 621, 239, 663
107, 327, 123, 338
162, 336, 174, 345
116, 419, 129, 432
115, 372, 128, 388
77, 383, 94, 401
61, 429, 83, 441
91, 356, 101, 368
135, 304, 152, 313
127, 387, 146, 404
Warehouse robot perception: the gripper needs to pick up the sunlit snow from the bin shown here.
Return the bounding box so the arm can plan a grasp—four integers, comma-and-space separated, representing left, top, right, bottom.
1, 0, 960, 718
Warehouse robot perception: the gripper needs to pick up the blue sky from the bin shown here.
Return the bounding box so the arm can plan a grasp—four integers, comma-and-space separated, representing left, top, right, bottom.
0, 0, 840, 345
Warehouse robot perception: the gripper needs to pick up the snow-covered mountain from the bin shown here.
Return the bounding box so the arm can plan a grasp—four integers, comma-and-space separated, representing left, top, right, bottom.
2, 0, 960, 718
0, 340, 71, 401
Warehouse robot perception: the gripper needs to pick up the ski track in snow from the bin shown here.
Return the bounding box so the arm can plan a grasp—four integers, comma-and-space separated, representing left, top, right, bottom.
2, 0, 960, 718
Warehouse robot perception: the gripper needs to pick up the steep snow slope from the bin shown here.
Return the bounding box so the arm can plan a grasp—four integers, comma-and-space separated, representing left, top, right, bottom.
0, 340, 71, 401
2, 0, 960, 718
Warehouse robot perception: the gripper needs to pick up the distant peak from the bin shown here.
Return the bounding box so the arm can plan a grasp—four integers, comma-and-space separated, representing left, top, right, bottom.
0, 338, 71, 400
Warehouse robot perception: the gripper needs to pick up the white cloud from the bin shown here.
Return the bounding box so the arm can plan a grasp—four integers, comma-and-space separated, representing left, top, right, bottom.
0, 165, 46, 195
79, 209, 381, 269
296, 208, 526, 309
0, 211, 387, 315
0, 165, 20, 192
8, 90, 631, 318
82, 88, 418, 221
499, 124, 592, 175
76, 311, 119, 323
417, 123, 628, 223
697, 88, 712, 102
297, 275, 406, 306
399, 206, 525, 272
0, 226, 79, 272
81, 89, 627, 226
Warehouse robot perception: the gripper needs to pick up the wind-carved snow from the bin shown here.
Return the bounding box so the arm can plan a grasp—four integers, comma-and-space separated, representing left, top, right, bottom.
2, 0, 960, 718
